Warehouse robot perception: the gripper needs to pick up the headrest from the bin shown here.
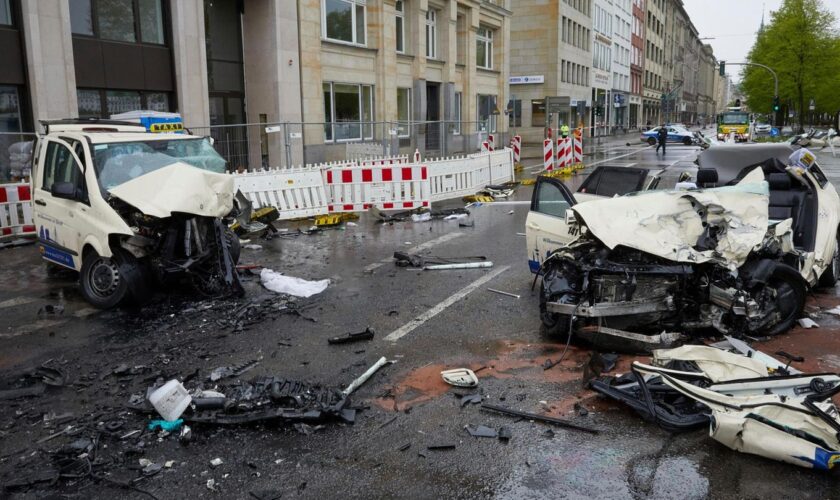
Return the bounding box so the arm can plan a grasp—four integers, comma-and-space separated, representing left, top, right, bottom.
768, 173, 791, 190
696, 168, 718, 185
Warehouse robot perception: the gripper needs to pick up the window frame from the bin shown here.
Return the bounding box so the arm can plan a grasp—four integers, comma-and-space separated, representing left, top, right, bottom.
395, 0, 405, 54
323, 81, 375, 143
321, 0, 367, 47
425, 8, 437, 59
452, 91, 462, 135
476, 26, 493, 70
76, 88, 172, 118
0, 0, 14, 27
477, 94, 497, 133
69, 0, 169, 46
396, 87, 411, 138
41, 139, 87, 200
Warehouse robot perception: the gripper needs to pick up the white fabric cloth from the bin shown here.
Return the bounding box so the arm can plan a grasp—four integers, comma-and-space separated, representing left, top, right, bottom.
260, 268, 329, 297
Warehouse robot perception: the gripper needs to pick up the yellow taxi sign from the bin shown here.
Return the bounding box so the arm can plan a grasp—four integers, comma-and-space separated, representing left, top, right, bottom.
149, 122, 184, 133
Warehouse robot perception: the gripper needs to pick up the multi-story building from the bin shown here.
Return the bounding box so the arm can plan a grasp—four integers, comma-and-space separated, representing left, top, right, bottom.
642, 0, 666, 125
715, 72, 731, 115
509, 0, 593, 144
591, 0, 612, 135
0, 0, 511, 170
611, 0, 631, 129
629, 0, 645, 128
697, 43, 717, 123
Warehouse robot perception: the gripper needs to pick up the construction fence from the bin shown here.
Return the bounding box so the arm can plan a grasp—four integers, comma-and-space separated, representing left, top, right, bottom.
189, 121, 514, 172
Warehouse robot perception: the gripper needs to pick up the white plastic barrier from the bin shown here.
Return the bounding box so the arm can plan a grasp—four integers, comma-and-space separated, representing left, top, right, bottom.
233, 167, 329, 218
0, 183, 36, 240
427, 148, 515, 202
323, 164, 431, 212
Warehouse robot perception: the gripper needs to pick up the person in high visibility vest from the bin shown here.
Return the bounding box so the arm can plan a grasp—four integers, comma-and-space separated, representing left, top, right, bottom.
560, 124, 570, 138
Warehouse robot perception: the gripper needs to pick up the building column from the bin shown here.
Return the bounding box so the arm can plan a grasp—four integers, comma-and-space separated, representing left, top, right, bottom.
242, 0, 303, 168
170, 0, 210, 129
20, 0, 77, 128
379, 0, 398, 155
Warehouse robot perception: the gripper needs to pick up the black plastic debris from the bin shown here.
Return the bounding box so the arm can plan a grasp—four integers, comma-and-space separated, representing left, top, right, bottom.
398, 443, 411, 452
466, 425, 497, 438
37, 304, 65, 318
328, 327, 375, 345
498, 426, 512, 441
460, 394, 482, 407
574, 402, 589, 417
480, 404, 599, 434
427, 443, 456, 450
0, 365, 66, 401
209, 359, 260, 382
250, 490, 283, 500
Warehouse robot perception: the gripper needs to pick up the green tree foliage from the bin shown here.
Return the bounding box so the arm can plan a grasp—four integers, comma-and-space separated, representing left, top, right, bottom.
740, 0, 840, 130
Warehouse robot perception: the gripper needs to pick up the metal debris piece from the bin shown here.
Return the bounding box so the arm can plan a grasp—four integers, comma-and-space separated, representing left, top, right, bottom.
209, 359, 260, 382
441, 368, 479, 388
427, 443, 457, 450
342, 357, 388, 397
480, 403, 599, 434
328, 327, 375, 345
466, 425, 498, 438
487, 288, 520, 299
460, 394, 483, 407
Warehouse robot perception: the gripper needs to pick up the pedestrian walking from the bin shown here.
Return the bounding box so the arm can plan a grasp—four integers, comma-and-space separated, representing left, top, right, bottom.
656, 125, 668, 155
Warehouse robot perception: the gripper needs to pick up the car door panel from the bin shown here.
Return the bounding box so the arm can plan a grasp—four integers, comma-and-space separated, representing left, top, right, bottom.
526, 177, 577, 272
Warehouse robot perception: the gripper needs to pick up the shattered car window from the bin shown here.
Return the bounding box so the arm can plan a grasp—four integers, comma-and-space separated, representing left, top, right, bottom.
536, 182, 571, 218
93, 138, 227, 190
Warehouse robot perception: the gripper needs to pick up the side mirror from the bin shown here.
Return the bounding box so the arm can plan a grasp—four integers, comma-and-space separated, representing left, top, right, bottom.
51, 181, 78, 200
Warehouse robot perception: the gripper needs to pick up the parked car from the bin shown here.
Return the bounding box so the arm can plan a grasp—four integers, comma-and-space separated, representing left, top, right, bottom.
526, 145, 840, 351
755, 123, 772, 134
640, 125, 695, 145
32, 119, 243, 308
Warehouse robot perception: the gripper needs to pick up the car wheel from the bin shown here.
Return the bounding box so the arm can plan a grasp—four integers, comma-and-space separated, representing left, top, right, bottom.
682, 137, 692, 145
79, 250, 133, 309
760, 265, 807, 337
539, 282, 573, 340
818, 236, 840, 287
647, 137, 657, 145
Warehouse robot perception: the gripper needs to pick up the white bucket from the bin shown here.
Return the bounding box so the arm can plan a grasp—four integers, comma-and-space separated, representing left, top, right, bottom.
149, 379, 192, 421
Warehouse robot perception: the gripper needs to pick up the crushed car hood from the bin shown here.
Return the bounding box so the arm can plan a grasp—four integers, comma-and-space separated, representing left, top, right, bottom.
109, 163, 235, 218
571, 168, 770, 268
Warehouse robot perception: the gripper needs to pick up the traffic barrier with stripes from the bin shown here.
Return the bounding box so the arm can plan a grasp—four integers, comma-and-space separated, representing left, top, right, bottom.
233, 166, 329, 218
0, 183, 36, 240
481, 141, 490, 153
511, 135, 521, 164
543, 139, 554, 171
324, 164, 431, 212
487, 134, 496, 151
573, 134, 583, 164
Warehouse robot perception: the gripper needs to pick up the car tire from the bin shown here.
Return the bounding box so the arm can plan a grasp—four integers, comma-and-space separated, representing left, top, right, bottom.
761, 265, 807, 337
647, 137, 657, 145
682, 137, 692, 145
539, 282, 573, 340
818, 236, 840, 288
79, 250, 135, 309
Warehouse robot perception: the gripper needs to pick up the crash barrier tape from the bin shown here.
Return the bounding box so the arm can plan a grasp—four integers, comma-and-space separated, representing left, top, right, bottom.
324, 164, 431, 212
487, 134, 496, 152
427, 149, 515, 202
543, 139, 554, 171
0, 183, 36, 240
511, 135, 522, 164
233, 166, 329, 219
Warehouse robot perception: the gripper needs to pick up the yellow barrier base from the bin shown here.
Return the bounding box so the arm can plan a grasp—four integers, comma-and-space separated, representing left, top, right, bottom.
314, 213, 359, 227
463, 195, 496, 203
520, 178, 536, 186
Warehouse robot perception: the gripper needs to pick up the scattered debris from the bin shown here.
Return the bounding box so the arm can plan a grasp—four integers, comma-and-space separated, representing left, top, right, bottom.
424, 262, 493, 270
209, 359, 261, 381
466, 425, 498, 438
441, 368, 479, 388
498, 426, 512, 441
826, 306, 840, 316
443, 213, 469, 221
798, 318, 819, 328
37, 304, 65, 317
427, 443, 457, 450
149, 379, 192, 422
342, 357, 389, 397
460, 394, 483, 407
328, 327, 375, 345
398, 443, 411, 452
393, 252, 488, 269
480, 404, 599, 434
487, 288, 520, 299
244, 244, 263, 250
148, 419, 184, 432
210, 458, 224, 468
411, 212, 432, 223
458, 221, 475, 228
207, 479, 217, 491
260, 268, 329, 297
574, 402, 589, 416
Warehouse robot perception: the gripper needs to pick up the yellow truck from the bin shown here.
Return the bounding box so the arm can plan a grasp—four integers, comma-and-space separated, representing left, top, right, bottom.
717, 110, 750, 141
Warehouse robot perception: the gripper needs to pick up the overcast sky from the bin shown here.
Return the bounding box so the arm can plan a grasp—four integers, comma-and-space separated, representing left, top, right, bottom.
682, 0, 840, 83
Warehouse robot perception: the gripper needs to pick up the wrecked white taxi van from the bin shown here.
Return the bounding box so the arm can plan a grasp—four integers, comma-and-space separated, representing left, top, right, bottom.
32, 120, 242, 308
527, 145, 840, 351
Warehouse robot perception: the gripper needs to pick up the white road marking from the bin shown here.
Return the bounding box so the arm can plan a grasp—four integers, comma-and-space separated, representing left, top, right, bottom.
363, 232, 464, 272
384, 265, 510, 342
0, 297, 37, 309
586, 145, 653, 167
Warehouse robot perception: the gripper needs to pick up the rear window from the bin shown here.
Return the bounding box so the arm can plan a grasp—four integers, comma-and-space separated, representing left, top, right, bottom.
579, 168, 647, 197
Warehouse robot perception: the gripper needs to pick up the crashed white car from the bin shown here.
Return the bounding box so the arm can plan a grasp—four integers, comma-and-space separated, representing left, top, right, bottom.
32, 120, 241, 308
526, 145, 840, 347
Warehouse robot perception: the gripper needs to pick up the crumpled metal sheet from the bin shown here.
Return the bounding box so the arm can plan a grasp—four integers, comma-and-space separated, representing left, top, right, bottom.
109, 163, 234, 218
652, 345, 769, 382
571, 168, 772, 268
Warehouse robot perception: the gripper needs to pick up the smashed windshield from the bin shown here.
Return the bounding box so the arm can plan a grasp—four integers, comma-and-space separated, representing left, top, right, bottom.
93, 137, 227, 190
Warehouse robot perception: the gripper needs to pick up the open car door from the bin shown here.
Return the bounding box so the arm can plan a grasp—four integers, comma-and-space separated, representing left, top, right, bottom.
526, 176, 577, 273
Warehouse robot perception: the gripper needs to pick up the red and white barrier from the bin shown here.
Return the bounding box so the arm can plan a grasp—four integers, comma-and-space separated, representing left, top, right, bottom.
511, 135, 521, 164
427, 149, 514, 202
323, 164, 431, 212
543, 139, 554, 171
413, 149, 421, 162
573, 135, 583, 164
481, 140, 490, 153
487, 134, 495, 152
0, 183, 36, 240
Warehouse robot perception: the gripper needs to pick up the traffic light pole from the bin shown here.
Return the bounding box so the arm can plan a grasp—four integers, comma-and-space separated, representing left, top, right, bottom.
719, 61, 780, 125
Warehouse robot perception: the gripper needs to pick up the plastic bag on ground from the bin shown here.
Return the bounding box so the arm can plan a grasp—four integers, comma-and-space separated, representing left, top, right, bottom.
260, 268, 330, 298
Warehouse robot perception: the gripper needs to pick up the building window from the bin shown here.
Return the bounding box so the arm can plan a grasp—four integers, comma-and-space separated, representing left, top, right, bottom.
0, 0, 11, 26
477, 94, 497, 133
476, 26, 493, 69
531, 99, 546, 127
397, 87, 411, 137
453, 91, 462, 134
323, 0, 366, 46
323, 82, 374, 142
425, 9, 436, 59
0, 86, 22, 133
69, 0, 166, 45
76, 88, 171, 118
509, 99, 521, 128
395, 0, 405, 53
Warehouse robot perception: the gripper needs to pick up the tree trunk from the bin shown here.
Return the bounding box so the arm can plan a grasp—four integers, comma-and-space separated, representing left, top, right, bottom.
797, 83, 805, 134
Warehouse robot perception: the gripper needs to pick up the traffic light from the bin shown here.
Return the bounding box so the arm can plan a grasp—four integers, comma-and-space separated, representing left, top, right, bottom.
719, 61, 725, 76
735, 98, 741, 108
773, 96, 780, 112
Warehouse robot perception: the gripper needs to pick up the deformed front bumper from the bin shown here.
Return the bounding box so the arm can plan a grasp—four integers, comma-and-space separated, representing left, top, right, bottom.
546, 297, 674, 317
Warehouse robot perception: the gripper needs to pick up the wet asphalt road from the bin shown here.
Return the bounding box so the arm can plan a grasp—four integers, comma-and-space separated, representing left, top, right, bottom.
2, 136, 840, 499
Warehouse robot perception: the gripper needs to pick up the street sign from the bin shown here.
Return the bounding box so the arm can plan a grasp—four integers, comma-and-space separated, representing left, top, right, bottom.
546, 96, 570, 114
770, 128, 779, 137
509, 75, 544, 85
809, 98, 815, 111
